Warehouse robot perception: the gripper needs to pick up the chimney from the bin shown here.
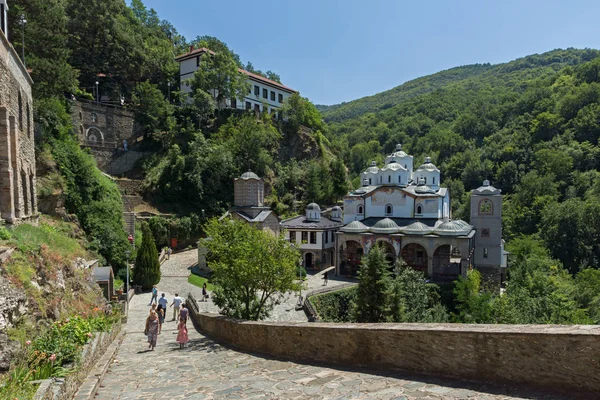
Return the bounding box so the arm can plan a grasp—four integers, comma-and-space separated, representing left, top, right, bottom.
189, 44, 194, 53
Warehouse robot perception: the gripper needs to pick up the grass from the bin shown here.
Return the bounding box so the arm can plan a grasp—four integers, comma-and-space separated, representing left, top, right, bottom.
7, 219, 87, 259
188, 273, 215, 291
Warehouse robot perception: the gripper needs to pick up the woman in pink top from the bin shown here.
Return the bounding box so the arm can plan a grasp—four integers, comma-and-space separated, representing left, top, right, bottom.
176, 319, 189, 349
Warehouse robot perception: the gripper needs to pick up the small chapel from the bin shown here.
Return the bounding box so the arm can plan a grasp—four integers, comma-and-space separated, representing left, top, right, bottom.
336, 144, 507, 284
220, 171, 280, 234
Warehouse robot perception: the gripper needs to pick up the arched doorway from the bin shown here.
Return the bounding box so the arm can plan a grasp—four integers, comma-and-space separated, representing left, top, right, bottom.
376, 241, 396, 266
86, 127, 104, 144
401, 243, 428, 272
304, 252, 314, 269
340, 240, 363, 276
433, 245, 461, 280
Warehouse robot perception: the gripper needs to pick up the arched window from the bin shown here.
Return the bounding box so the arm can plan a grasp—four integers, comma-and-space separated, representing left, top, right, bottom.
357, 205, 363, 214
398, 176, 402, 183
368, 178, 372, 185
432, 177, 435, 185
416, 204, 422, 214
385, 204, 393, 216
388, 175, 391, 183
479, 199, 493, 215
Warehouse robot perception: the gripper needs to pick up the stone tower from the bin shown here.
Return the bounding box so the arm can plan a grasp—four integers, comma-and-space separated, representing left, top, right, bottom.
470, 180, 506, 279
233, 171, 264, 207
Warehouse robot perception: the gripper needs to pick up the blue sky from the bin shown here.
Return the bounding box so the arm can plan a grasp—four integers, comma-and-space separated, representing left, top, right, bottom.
140, 0, 600, 105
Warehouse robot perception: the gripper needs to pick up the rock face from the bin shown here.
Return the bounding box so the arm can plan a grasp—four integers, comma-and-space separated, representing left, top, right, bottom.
0, 275, 27, 371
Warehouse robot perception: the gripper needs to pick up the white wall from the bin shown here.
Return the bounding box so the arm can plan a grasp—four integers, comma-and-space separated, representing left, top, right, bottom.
178, 58, 293, 113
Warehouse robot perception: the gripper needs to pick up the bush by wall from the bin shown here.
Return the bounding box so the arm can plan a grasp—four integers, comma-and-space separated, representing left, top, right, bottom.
311, 287, 357, 322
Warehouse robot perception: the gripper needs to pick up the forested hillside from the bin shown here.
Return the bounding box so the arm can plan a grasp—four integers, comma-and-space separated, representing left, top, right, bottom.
6, 0, 347, 271
325, 48, 600, 275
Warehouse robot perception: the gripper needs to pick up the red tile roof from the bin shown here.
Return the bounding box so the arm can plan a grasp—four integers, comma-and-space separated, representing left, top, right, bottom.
175, 47, 297, 93
238, 69, 296, 93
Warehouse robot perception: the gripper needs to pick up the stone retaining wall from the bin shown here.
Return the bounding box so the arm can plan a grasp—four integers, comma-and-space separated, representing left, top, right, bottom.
187, 294, 600, 395
33, 323, 121, 400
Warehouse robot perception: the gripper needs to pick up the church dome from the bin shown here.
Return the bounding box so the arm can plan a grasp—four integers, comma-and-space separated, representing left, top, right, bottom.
240, 171, 260, 180
371, 218, 401, 234
434, 220, 472, 236
331, 206, 342, 212
390, 143, 408, 158
453, 219, 473, 230
381, 162, 406, 171
341, 220, 369, 233
365, 161, 379, 174
415, 184, 436, 194
416, 157, 439, 172
472, 180, 501, 195
306, 203, 321, 211
402, 221, 432, 235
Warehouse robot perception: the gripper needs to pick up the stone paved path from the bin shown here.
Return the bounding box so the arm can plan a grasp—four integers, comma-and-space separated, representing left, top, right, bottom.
93, 251, 569, 399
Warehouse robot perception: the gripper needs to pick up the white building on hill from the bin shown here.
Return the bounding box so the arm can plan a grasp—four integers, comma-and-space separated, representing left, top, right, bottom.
336, 144, 507, 284
175, 46, 297, 115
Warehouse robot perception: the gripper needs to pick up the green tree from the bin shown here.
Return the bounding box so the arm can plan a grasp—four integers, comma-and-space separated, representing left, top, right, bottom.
353, 246, 391, 323
190, 50, 249, 107
132, 80, 175, 140
202, 219, 300, 320
453, 269, 493, 323
304, 161, 322, 204
8, 0, 78, 98
330, 158, 349, 200
134, 222, 161, 289
282, 94, 325, 132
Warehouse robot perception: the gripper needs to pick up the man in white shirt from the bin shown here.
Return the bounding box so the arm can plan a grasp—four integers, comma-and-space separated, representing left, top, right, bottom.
170, 293, 183, 321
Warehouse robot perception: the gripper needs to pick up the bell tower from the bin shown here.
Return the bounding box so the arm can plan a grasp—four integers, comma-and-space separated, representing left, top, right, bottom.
470, 180, 506, 272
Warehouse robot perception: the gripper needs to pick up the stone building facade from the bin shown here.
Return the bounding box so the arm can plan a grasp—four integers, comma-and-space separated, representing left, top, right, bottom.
222, 171, 279, 234
71, 100, 139, 149
0, 4, 37, 224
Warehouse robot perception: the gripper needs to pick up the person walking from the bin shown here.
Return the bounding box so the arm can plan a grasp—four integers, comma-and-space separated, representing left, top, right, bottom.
176, 318, 189, 349
179, 303, 189, 325
170, 293, 183, 321
167, 247, 172, 260
158, 293, 168, 310
201, 283, 208, 302
144, 310, 159, 351
156, 302, 165, 334
323, 271, 328, 286
148, 285, 158, 306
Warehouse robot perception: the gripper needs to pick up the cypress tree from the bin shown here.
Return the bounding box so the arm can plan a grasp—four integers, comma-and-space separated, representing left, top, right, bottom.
134, 222, 161, 289
352, 245, 391, 322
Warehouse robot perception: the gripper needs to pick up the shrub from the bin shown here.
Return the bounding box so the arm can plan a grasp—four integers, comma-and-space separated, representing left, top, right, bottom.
297, 266, 307, 279
311, 287, 357, 322
134, 222, 161, 289
0, 225, 11, 240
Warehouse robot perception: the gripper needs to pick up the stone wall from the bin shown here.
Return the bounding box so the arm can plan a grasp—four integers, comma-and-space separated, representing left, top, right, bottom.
71, 100, 139, 148
0, 28, 37, 224
33, 323, 121, 400
187, 294, 600, 395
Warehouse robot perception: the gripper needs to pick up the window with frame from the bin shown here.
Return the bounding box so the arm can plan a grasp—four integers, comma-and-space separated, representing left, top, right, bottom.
331, 231, 335, 242
254, 85, 260, 96
432, 177, 436, 185
310, 232, 317, 244
263, 88, 268, 98
385, 204, 393, 216
481, 228, 490, 238
254, 104, 261, 112
245, 101, 251, 110
270, 91, 275, 101
196, 56, 200, 67
416, 205, 423, 214
278, 93, 283, 103
479, 199, 493, 215
483, 248, 488, 258
324, 232, 328, 244
357, 205, 364, 214
398, 176, 402, 183
230, 98, 237, 109
290, 231, 296, 242
301, 231, 308, 243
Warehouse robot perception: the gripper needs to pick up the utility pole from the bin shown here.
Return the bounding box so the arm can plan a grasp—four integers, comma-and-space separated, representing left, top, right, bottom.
19, 14, 26, 67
